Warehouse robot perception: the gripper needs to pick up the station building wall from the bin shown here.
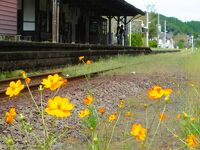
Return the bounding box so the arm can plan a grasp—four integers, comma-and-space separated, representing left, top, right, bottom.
0, 0, 17, 34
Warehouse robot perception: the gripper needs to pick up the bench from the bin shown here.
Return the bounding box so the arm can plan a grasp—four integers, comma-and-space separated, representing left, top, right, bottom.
0, 34, 21, 41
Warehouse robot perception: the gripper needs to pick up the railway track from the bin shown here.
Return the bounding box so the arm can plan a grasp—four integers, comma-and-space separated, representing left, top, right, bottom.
0, 49, 181, 99
0, 67, 124, 99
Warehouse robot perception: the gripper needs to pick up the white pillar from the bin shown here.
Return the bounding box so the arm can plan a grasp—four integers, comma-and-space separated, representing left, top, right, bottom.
129, 21, 132, 46
191, 35, 194, 52
146, 10, 149, 47
164, 20, 166, 48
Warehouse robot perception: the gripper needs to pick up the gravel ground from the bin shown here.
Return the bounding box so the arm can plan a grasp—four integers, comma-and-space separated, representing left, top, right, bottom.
0, 73, 186, 150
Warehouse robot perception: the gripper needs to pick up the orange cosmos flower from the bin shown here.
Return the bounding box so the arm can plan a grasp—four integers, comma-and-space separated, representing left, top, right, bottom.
98, 107, 106, 115
41, 74, 66, 91
118, 99, 124, 108
79, 56, 84, 61
86, 60, 92, 65
61, 78, 68, 86
5, 108, 16, 124
131, 123, 147, 141
148, 85, 165, 100
159, 113, 167, 121
45, 96, 74, 118
108, 114, 117, 122
25, 78, 31, 84
124, 112, 133, 117
186, 134, 198, 148
6, 80, 24, 97
78, 109, 90, 118
83, 95, 93, 105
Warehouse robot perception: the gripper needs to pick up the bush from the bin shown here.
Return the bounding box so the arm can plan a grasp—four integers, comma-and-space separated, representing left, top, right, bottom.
127, 33, 144, 47
149, 40, 158, 48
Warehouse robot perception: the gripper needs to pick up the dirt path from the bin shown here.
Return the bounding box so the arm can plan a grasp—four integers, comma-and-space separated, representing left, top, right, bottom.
0, 72, 187, 149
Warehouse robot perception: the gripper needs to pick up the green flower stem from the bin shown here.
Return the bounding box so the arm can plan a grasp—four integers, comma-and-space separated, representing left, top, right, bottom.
105, 113, 121, 150
25, 81, 40, 113
145, 108, 148, 129
52, 88, 60, 98
40, 90, 48, 147
189, 122, 200, 135
21, 120, 32, 150
111, 137, 132, 149
193, 87, 200, 98
147, 104, 167, 150
162, 123, 190, 147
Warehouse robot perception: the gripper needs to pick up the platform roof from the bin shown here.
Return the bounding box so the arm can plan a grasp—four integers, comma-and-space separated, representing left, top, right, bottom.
67, 0, 144, 16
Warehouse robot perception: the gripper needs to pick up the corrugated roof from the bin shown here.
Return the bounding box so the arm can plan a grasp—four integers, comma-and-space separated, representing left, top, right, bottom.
67, 0, 144, 16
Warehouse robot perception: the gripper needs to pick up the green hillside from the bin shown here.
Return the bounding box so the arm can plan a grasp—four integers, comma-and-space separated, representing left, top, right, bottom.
149, 13, 200, 38
160, 15, 200, 37
142, 13, 200, 48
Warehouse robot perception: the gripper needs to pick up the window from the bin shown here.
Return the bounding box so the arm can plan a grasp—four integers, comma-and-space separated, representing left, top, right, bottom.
23, 0, 35, 31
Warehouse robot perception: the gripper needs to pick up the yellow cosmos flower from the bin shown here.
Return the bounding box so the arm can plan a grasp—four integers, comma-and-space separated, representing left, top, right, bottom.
183, 112, 188, 118
164, 88, 173, 96
6, 80, 24, 97
5, 108, 16, 124
148, 85, 165, 100
108, 114, 117, 122
176, 113, 181, 119
21, 71, 27, 79
188, 81, 195, 87
186, 134, 198, 148
86, 60, 92, 65
45, 96, 74, 118
190, 117, 195, 121
159, 113, 167, 121
118, 99, 124, 108
41, 74, 67, 91
79, 56, 84, 61
78, 109, 90, 118
148, 85, 173, 100
131, 123, 147, 141
124, 112, 133, 117
98, 107, 106, 115
83, 95, 93, 105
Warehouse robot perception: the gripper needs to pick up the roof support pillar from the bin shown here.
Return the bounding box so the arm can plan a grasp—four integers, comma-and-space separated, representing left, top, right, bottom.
117, 16, 120, 26
124, 16, 127, 46
56, 0, 60, 42
52, 0, 60, 43
108, 16, 112, 45
85, 15, 89, 44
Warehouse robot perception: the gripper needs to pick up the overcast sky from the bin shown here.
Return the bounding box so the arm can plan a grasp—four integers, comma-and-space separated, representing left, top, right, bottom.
126, 0, 200, 22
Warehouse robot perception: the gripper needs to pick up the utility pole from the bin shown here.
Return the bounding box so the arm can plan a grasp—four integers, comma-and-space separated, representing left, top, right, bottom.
146, 5, 155, 47
129, 21, 132, 46
146, 8, 149, 47
164, 20, 166, 48
157, 13, 160, 47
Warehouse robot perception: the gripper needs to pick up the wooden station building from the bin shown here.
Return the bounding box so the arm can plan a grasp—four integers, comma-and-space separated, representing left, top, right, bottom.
0, 0, 144, 44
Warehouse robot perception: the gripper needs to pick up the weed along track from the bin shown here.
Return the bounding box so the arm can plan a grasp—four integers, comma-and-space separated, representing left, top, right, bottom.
1, 50, 196, 150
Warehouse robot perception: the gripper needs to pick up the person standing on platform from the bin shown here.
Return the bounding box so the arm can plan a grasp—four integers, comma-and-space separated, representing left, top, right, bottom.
119, 25, 124, 45
116, 26, 121, 45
